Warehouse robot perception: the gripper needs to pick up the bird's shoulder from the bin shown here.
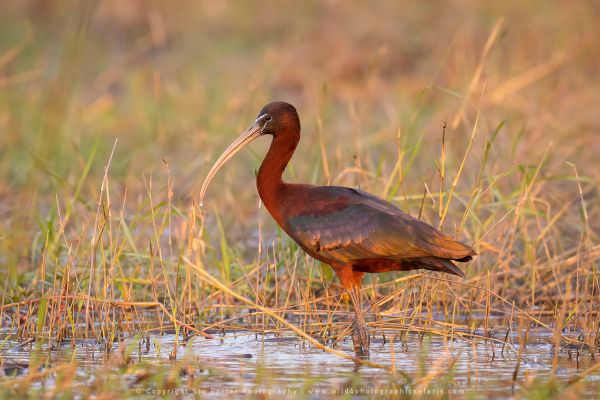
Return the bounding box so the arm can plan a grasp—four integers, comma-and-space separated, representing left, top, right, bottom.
281, 184, 415, 222
279, 184, 474, 261
280, 185, 423, 254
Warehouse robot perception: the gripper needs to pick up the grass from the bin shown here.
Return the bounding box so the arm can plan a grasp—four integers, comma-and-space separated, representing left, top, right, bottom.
0, 0, 599, 398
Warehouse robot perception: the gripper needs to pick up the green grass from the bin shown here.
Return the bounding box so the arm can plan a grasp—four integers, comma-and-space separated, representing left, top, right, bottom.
0, 0, 599, 398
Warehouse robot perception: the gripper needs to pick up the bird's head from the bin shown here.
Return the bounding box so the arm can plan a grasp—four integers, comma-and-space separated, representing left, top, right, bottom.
255, 102, 300, 137
199, 102, 300, 204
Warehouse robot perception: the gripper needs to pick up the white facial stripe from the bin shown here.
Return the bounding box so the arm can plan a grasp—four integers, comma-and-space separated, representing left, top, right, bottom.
256, 113, 270, 132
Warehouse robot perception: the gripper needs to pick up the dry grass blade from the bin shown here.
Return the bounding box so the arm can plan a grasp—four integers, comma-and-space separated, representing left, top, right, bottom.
451, 18, 504, 128
183, 257, 392, 371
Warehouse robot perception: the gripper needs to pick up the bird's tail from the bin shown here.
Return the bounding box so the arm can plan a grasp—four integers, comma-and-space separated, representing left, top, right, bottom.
417, 230, 477, 261
419, 256, 465, 277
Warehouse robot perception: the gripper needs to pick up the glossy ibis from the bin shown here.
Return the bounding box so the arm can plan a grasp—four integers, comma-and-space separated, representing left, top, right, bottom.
200, 102, 476, 357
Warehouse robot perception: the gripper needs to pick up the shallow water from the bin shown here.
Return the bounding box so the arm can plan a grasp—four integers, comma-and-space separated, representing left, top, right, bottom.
1, 326, 598, 398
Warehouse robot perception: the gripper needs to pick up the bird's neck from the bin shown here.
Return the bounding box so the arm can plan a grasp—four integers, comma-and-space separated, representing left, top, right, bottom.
257, 134, 298, 223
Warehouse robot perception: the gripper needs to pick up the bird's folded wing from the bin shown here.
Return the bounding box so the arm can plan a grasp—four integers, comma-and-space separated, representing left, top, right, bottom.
283, 186, 474, 263
285, 203, 432, 262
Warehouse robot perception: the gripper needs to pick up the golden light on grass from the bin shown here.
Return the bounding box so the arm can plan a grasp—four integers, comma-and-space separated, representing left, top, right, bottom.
0, 0, 598, 397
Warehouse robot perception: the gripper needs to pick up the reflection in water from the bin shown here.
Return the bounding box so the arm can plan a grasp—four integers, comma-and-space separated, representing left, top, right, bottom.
1, 329, 597, 398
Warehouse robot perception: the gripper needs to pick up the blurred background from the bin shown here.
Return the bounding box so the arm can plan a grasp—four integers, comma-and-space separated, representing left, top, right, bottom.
1, 2, 599, 395
0, 0, 598, 284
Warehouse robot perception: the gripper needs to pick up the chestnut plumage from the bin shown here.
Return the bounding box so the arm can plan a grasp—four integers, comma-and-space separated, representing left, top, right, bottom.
200, 101, 476, 357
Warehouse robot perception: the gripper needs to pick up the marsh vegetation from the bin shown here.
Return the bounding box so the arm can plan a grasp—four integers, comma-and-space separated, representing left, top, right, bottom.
0, 0, 599, 398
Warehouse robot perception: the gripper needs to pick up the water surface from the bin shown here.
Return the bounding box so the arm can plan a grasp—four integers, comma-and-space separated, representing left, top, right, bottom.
1, 326, 597, 398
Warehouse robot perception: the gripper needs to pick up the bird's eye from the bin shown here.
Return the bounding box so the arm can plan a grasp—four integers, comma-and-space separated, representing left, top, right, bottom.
264, 115, 272, 122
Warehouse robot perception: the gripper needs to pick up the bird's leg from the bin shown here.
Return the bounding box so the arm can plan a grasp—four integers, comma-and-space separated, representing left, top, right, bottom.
331, 264, 370, 357
348, 285, 370, 358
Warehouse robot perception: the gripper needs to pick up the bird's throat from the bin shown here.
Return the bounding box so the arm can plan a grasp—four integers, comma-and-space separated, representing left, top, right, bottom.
256, 134, 298, 224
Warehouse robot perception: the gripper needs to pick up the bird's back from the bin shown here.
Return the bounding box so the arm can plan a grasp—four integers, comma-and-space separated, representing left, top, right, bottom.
279, 184, 475, 276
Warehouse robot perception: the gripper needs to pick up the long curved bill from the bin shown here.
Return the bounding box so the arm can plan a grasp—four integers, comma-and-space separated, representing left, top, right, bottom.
199, 121, 262, 206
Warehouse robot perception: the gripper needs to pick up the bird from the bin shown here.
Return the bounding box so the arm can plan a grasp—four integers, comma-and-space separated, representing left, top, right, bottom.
200, 102, 476, 358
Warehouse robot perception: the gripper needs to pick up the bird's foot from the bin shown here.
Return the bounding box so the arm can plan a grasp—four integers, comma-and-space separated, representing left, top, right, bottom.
351, 319, 370, 358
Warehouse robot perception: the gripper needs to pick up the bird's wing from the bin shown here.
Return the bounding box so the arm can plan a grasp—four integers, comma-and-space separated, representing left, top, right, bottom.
283, 186, 473, 263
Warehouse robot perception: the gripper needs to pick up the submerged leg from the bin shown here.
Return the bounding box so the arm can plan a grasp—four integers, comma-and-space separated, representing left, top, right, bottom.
348, 285, 370, 358
331, 264, 370, 357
